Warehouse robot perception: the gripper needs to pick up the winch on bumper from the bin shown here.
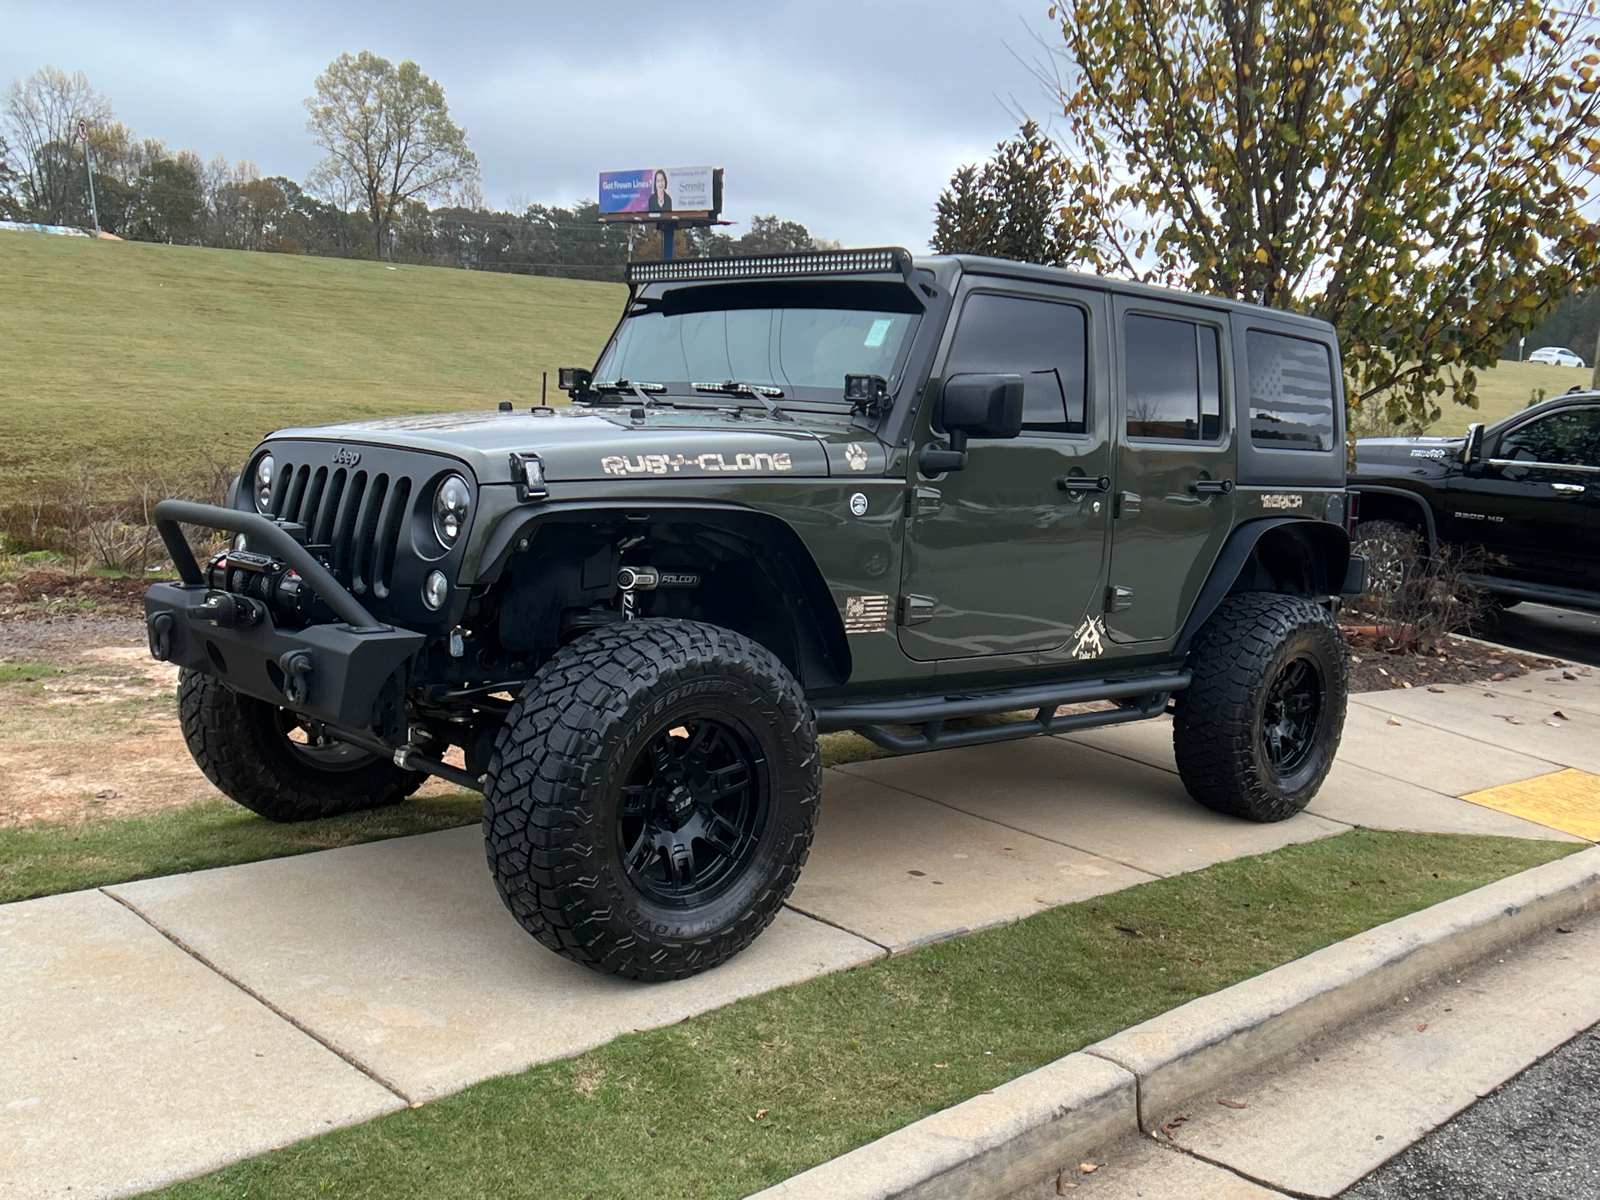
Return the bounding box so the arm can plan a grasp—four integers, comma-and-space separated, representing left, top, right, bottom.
144, 499, 425, 733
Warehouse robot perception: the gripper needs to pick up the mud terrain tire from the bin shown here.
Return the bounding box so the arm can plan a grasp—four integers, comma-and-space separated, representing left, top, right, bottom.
1174, 593, 1347, 822
483, 619, 819, 982
178, 669, 424, 822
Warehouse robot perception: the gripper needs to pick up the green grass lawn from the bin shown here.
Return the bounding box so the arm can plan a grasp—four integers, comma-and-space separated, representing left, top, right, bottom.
0, 233, 623, 501
1365, 358, 1594, 438
146, 829, 1575, 1200
0, 794, 482, 903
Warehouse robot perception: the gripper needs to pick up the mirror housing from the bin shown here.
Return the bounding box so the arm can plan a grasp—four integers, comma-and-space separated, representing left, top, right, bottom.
1460, 422, 1485, 474
919, 374, 1024, 476
938, 373, 1025, 441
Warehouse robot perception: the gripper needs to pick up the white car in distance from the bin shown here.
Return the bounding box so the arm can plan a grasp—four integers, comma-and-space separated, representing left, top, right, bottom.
1527, 345, 1587, 368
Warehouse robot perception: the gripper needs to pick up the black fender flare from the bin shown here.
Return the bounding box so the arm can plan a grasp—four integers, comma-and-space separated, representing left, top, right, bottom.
1347, 484, 1438, 552
472, 500, 851, 689
1174, 517, 1351, 656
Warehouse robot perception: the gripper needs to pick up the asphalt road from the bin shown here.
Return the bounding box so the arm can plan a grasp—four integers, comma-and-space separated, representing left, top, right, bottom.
1476, 602, 1600, 668
1343, 1020, 1600, 1200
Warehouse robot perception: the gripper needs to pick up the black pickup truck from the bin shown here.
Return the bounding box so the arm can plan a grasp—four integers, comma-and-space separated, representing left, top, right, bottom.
1350, 390, 1600, 612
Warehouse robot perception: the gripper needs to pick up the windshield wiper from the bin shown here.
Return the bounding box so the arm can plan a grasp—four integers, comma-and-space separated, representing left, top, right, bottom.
591, 379, 668, 406
692, 380, 792, 421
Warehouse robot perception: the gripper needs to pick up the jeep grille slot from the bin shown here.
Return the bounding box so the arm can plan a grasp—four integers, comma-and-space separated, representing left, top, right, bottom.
350, 473, 390, 595
313, 468, 347, 546
330, 470, 368, 579
371, 477, 410, 599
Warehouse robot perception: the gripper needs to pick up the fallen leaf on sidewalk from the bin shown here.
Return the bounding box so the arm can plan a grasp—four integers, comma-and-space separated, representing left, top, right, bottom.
1427, 686, 1445, 693
1387, 715, 1402, 726
1079, 1162, 1100, 1174
1400, 681, 1413, 688
1160, 1114, 1190, 1139
1491, 672, 1506, 681
1501, 715, 1524, 724
1217, 1097, 1247, 1109
1552, 710, 1568, 720
1056, 1169, 1077, 1192
1417, 1024, 1428, 1032
1557, 927, 1574, 934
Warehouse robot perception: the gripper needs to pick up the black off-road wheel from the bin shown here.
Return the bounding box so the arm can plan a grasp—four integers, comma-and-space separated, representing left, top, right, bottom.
177, 669, 424, 822
483, 619, 819, 982
1173, 593, 1347, 822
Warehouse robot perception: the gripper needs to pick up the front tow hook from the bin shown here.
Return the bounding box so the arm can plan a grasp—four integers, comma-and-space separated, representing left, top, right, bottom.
187, 590, 265, 629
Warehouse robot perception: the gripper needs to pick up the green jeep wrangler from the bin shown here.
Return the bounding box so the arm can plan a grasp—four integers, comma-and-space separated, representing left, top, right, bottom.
145, 247, 1364, 981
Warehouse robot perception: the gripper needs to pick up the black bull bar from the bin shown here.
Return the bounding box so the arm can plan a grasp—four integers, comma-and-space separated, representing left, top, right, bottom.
144, 500, 426, 733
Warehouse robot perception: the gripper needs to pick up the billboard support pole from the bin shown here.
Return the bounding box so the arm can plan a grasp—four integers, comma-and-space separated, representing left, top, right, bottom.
77, 118, 100, 235
659, 222, 675, 260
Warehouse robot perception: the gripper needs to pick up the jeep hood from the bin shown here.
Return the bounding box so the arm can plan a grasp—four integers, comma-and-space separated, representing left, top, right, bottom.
267, 406, 847, 483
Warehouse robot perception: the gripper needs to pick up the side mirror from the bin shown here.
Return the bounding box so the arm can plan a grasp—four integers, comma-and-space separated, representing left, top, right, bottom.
558, 366, 593, 399
920, 373, 1024, 475
1461, 422, 1485, 474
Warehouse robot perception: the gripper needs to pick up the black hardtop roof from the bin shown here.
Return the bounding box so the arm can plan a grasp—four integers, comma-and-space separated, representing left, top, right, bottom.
919, 253, 1336, 335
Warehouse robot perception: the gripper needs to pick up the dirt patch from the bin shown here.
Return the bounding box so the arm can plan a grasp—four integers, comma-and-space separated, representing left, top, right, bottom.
0, 620, 455, 828
0, 570, 162, 621
1343, 630, 1566, 694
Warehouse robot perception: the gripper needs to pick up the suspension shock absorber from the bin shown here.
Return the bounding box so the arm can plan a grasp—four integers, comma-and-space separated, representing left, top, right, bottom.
616, 565, 701, 619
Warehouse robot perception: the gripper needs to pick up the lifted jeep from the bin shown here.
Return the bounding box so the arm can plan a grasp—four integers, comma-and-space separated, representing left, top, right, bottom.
146, 247, 1365, 981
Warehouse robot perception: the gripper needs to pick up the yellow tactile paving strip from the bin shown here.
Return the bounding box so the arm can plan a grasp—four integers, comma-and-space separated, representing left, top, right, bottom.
1461, 769, 1600, 841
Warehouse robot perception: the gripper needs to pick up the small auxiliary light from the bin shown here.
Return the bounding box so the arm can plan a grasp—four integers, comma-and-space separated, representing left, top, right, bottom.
558, 367, 592, 396
844, 374, 888, 405
510, 452, 548, 502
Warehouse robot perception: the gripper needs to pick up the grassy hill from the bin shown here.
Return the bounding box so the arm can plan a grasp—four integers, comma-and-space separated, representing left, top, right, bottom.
0, 233, 624, 503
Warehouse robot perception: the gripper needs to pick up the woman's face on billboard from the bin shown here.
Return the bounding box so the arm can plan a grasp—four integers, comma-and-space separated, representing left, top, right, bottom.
654, 171, 668, 195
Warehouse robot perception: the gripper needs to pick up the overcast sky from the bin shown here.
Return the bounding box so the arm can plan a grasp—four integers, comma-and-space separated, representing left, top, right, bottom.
0, 1, 1061, 248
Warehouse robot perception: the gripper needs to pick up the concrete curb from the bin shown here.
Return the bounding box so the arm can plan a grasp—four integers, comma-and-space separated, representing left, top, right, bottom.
748, 844, 1600, 1200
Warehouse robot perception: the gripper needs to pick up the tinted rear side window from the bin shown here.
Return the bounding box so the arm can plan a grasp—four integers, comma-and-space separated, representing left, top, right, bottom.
1246, 331, 1336, 452
1124, 313, 1222, 440
946, 293, 1087, 433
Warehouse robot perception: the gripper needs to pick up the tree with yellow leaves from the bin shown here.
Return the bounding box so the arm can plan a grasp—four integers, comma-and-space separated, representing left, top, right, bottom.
1046, 0, 1600, 427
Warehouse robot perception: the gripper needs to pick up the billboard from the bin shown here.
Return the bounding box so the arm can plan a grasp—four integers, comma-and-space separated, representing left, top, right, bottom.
599, 166, 718, 219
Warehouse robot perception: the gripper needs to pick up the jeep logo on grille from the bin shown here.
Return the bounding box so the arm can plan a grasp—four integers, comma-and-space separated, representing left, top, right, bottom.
331, 447, 361, 467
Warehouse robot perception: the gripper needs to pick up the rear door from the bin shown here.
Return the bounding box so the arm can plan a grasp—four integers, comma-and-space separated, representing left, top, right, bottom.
897, 284, 1113, 660
1449, 402, 1600, 586
1106, 297, 1236, 643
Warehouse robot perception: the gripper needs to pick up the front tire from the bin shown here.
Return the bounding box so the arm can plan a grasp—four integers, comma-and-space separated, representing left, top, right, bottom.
1173, 594, 1347, 822
177, 669, 424, 822
483, 619, 819, 982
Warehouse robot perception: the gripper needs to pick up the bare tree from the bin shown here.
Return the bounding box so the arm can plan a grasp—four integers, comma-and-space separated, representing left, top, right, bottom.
304, 51, 478, 259
3, 65, 112, 223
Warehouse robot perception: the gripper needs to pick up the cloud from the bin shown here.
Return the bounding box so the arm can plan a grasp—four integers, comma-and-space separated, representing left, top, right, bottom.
0, 0, 1055, 247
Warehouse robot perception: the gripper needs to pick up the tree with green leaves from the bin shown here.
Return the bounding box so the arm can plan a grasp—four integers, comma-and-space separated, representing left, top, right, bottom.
304, 51, 479, 259
1038, 0, 1600, 427
931, 119, 1069, 265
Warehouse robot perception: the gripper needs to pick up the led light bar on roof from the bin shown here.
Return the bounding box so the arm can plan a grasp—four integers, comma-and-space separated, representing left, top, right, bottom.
626, 246, 912, 285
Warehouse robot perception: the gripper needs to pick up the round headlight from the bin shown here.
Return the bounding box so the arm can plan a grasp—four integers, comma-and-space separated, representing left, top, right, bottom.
423, 570, 449, 610
254, 455, 275, 513
432, 474, 471, 546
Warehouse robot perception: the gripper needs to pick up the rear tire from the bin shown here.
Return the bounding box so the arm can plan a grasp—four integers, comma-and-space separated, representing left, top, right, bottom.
1174, 593, 1346, 822
178, 669, 424, 822
483, 619, 819, 982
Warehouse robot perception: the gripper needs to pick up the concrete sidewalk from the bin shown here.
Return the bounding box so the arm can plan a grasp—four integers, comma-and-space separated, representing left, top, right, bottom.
3, 671, 1596, 1199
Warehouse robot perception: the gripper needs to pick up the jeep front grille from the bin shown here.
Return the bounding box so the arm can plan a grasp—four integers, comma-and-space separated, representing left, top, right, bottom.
268, 463, 413, 598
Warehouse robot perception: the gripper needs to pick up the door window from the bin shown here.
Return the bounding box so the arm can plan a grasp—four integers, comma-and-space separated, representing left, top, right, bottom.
1124, 314, 1222, 440
1245, 331, 1337, 452
945, 293, 1087, 433
1497, 407, 1600, 466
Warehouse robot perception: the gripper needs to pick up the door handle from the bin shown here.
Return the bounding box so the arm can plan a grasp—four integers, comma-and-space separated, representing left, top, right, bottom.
1191, 478, 1235, 494
1551, 482, 1586, 495
1056, 474, 1111, 493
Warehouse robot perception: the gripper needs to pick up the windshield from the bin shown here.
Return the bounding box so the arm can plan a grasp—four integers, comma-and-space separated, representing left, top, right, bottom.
593, 281, 921, 404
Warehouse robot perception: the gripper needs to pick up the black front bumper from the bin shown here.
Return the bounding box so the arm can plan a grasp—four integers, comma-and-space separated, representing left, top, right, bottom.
145, 501, 425, 729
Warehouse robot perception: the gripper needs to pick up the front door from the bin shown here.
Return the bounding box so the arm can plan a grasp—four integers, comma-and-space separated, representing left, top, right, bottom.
1448, 402, 1600, 587
1106, 298, 1237, 643
898, 286, 1113, 661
